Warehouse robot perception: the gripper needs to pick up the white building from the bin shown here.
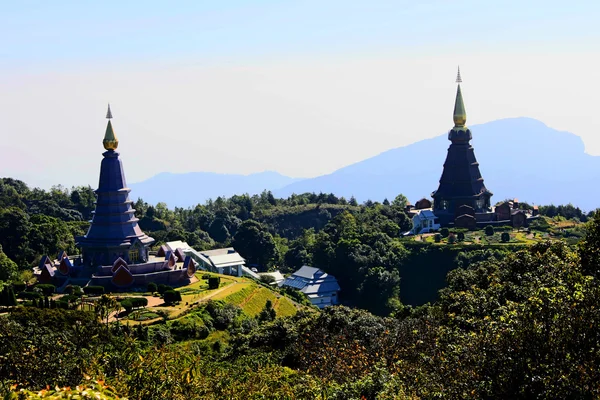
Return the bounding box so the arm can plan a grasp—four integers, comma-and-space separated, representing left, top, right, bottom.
194, 248, 246, 277
280, 266, 340, 308
410, 209, 440, 234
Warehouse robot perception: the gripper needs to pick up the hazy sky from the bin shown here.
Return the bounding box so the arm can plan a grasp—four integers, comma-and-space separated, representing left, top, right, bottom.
1, 0, 600, 188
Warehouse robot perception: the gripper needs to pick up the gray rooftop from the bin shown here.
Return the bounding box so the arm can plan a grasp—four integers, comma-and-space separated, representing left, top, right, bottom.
280, 266, 340, 295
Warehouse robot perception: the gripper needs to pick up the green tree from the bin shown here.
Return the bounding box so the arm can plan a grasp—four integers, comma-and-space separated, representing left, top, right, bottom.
358, 267, 401, 315
164, 290, 182, 305
0, 207, 32, 266
96, 294, 119, 327
28, 214, 75, 260
391, 194, 409, 209
233, 220, 278, 269
0, 245, 18, 281
258, 299, 276, 322
579, 210, 600, 276
0, 284, 17, 307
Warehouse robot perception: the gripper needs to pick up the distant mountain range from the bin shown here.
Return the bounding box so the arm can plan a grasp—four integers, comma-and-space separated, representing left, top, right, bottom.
129, 118, 600, 210
129, 171, 302, 208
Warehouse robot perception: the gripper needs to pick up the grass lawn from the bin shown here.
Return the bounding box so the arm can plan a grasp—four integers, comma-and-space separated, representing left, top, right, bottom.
116, 273, 298, 325
219, 283, 298, 317
273, 296, 298, 317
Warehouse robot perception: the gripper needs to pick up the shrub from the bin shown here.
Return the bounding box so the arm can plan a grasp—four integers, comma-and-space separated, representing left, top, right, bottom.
0, 285, 17, 306
121, 299, 133, 313
12, 282, 26, 292
260, 275, 276, 285
206, 300, 241, 329
83, 286, 105, 295
130, 297, 148, 309
457, 232, 465, 241
56, 300, 69, 310
258, 299, 276, 322
163, 290, 182, 305
202, 274, 211, 279
17, 291, 42, 300
501, 232, 511, 243
485, 225, 495, 236
434, 233, 442, 243
147, 282, 158, 293
208, 277, 221, 290
447, 234, 457, 244
169, 317, 209, 341
158, 284, 171, 294
36, 284, 56, 296
64, 285, 83, 296
440, 227, 450, 238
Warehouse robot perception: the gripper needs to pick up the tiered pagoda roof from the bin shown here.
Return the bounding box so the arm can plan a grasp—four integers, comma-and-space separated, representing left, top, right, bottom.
76, 106, 154, 251
432, 68, 492, 222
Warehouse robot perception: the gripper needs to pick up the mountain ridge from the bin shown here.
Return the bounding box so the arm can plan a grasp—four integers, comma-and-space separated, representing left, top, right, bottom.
130, 118, 600, 210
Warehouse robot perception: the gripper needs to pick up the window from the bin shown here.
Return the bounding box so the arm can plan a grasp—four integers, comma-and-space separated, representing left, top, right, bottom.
129, 249, 139, 263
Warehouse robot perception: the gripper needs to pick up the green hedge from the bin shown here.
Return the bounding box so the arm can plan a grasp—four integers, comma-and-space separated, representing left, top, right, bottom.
163, 290, 182, 305
18, 291, 42, 300
12, 282, 26, 292
208, 277, 221, 290
36, 284, 56, 296
83, 286, 105, 295
158, 284, 171, 294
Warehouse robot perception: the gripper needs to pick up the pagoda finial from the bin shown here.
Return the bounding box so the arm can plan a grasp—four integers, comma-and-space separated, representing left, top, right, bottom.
103, 104, 119, 150
456, 66, 462, 83
453, 68, 467, 128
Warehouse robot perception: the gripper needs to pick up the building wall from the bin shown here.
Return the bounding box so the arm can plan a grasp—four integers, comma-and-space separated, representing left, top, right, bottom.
90, 268, 191, 289
308, 291, 339, 308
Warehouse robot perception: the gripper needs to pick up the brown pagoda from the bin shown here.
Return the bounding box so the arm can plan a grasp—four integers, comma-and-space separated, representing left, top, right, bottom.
431, 68, 493, 226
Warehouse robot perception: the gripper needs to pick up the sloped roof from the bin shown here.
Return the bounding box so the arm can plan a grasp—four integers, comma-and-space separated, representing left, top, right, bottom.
174, 248, 186, 262
414, 209, 437, 221
165, 241, 190, 251
281, 266, 340, 295
301, 280, 341, 295
292, 265, 321, 280
209, 253, 245, 268
200, 247, 237, 257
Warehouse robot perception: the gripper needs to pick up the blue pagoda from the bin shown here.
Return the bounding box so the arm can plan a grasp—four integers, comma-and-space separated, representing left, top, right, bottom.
76, 105, 155, 267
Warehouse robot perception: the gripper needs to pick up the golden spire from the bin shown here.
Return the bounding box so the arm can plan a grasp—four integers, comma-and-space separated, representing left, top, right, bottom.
103, 104, 119, 150
453, 67, 467, 128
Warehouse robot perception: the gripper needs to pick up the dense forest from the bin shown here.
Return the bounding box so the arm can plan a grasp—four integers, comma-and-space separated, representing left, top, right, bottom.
0, 177, 599, 398
0, 215, 599, 398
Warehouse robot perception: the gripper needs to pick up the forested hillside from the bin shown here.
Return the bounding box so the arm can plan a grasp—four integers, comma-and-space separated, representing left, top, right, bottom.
2, 215, 600, 398
0, 177, 591, 311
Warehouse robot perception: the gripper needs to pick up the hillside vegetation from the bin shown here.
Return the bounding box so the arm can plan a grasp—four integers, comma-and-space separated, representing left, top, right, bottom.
0, 175, 599, 398
2, 214, 600, 398
0, 177, 590, 311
